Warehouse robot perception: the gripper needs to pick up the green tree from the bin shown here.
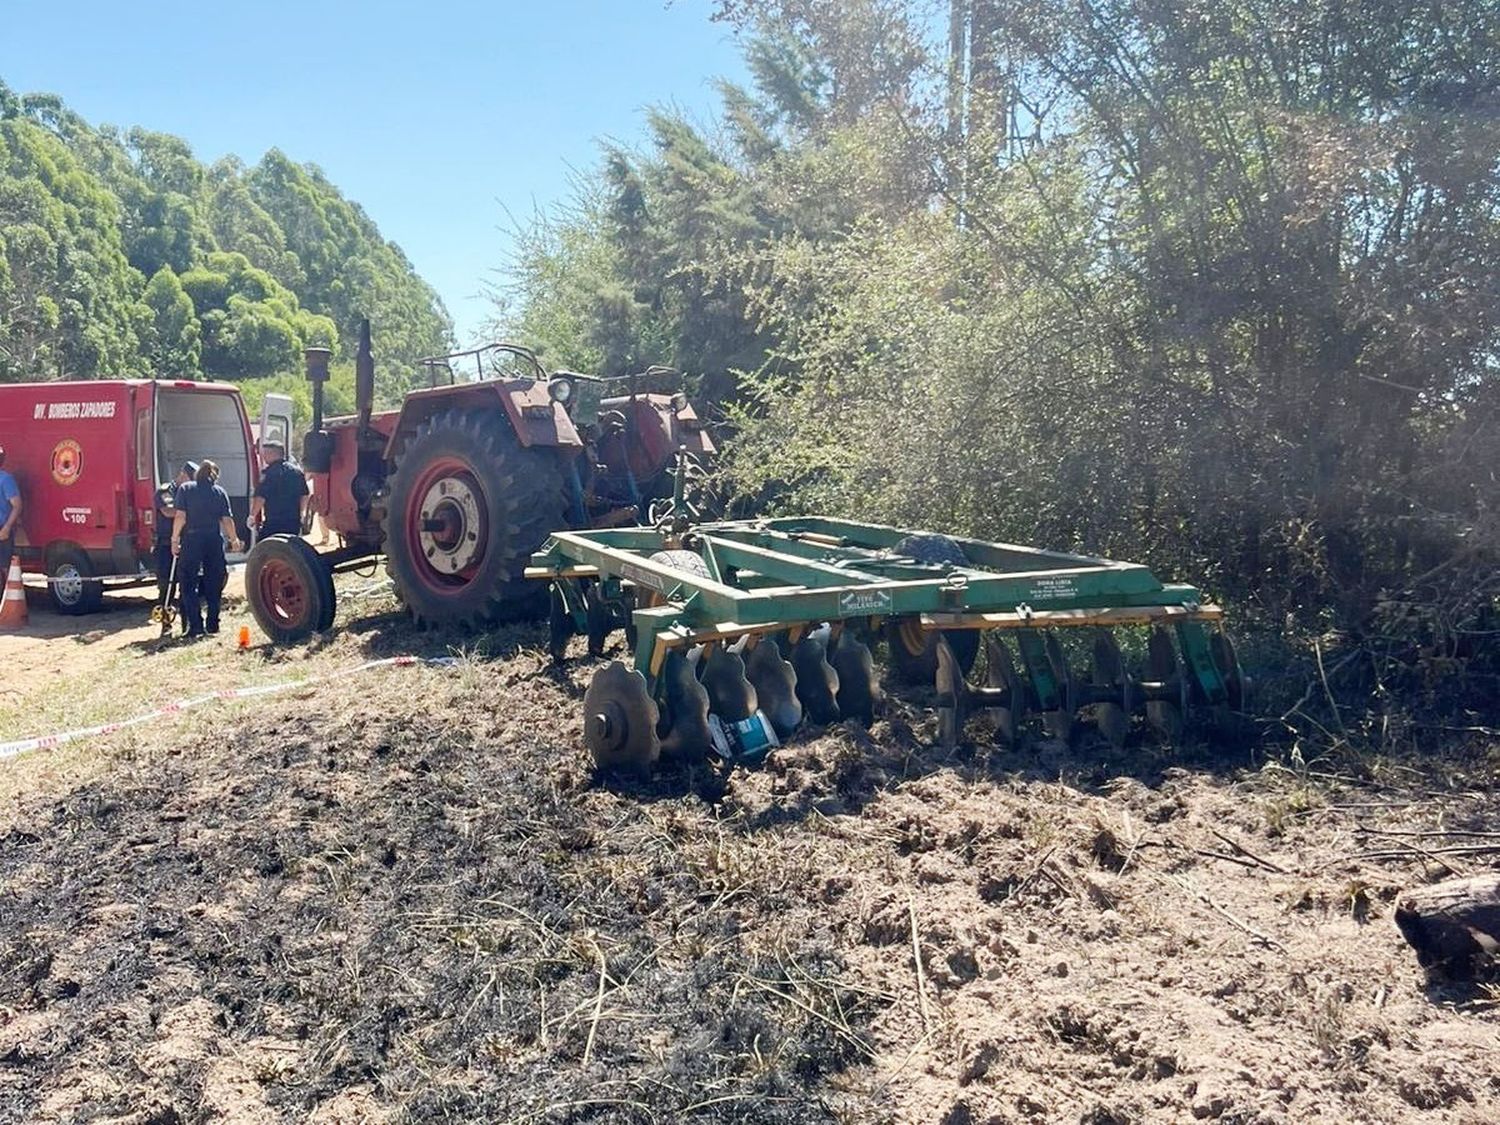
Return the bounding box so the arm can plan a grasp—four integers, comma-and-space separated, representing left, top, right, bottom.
248, 150, 453, 392
0, 83, 451, 390
180, 251, 334, 379
140, 266, 201, 375
0, 112, 146, 379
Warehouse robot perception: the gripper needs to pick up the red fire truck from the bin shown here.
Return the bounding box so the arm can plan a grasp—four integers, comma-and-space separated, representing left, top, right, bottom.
0, 380, 291, 613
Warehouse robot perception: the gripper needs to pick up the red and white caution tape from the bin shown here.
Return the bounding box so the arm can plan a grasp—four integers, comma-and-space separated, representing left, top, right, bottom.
0, 655, 457, 761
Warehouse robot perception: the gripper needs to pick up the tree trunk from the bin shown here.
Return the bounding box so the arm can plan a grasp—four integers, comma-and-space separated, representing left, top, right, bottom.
945, 0, 969, 219
1394, 875, 1500, 978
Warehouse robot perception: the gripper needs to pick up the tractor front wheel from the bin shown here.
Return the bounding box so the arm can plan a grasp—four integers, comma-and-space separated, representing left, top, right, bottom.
246, 535, 335, 644
383, 409, 567, 628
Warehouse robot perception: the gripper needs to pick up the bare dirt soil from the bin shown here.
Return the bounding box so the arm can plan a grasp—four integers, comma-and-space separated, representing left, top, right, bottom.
1, 591, 1497, 1124
0, 570, 247, 705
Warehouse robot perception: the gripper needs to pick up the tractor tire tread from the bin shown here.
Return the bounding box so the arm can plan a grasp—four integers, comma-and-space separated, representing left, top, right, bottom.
383, 407, 567, 629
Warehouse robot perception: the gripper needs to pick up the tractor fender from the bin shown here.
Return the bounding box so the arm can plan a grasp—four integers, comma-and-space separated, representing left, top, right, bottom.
382, 380, 583, 460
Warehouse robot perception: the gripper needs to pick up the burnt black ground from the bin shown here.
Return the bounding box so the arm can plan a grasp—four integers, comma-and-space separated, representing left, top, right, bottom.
0, 631, 877, 1124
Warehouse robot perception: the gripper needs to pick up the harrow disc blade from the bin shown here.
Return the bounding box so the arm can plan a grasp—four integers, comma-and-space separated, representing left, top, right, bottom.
582, 662, 661, 774
584, 583, 612, 657
935, 636, 969, 747
548, 584, 573, 662
1206, 629, 1256, 745
791, 633, 842, 725
1145, 626, 1186, 744
984, 635, 1025, 745
658, 649, 712, 761
829, 632, 880, 725
745, 640, 802, 738
1091, 628, 1131, 749
1041, 631, 1077, 743
701, 646, 758, 723
1209, 629, 1249, 713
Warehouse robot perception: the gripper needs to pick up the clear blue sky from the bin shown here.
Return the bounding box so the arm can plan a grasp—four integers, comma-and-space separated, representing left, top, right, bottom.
0, 0, 748, 347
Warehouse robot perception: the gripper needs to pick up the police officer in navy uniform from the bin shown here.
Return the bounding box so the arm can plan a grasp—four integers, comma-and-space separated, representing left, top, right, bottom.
171, 460, 243, 638
154, 461, 197, 609
251, 440, 310, 540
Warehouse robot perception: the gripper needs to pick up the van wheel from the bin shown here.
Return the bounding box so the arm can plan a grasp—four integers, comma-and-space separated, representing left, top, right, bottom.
48, 547, 103, 615
246, 536, 335, 643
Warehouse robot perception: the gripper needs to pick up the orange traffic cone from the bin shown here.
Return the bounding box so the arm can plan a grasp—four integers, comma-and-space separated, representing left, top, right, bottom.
0, 556, 27, 629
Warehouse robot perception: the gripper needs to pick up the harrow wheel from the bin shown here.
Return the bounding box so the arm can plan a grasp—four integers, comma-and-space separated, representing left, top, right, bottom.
548, 584, 573, 662
1040, 632, 1078, 743
1209, 629, 1249, 713
984, 636, 1027, 745
934, 636, 969, 747
582, 662, 661, 774
701, 645, 758, 723
584, 583, 613, 657
1207, 629, 1256, 745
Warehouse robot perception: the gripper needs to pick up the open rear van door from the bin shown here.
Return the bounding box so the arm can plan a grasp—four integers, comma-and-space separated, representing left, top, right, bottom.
258, 394, 295, 459
155, 384, 257, 558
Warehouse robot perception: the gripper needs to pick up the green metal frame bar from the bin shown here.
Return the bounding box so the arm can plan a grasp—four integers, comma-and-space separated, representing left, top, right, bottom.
532, 532, 1192, 630
740, 517, 1134, 573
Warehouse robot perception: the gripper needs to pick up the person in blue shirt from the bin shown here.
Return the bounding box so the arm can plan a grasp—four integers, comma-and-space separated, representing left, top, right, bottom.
171, 460, 243, 638
0, 442, 22, 587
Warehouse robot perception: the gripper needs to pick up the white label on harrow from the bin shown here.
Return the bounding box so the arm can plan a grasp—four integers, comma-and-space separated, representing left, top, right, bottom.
838, 589, 894, 616
622, 563, 668, 594
1028, 576, 1078, 601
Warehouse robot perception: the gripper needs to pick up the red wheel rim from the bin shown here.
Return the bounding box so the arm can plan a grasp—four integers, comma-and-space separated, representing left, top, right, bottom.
258, 557, 311, 628
403, 454, 489, 596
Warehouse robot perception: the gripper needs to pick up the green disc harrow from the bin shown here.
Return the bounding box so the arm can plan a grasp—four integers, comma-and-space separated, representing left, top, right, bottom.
527, 518, 1249, 773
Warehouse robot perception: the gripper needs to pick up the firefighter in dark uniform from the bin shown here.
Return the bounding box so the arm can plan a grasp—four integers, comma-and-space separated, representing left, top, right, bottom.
252, 440, 310, 540
171, 460, 243, 638
154, 461, 197, 608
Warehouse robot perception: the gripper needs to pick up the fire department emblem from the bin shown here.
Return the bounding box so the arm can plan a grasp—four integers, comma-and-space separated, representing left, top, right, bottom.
50, 439, 83, 486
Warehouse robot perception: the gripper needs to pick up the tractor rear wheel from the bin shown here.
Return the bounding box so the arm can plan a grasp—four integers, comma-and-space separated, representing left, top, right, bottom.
384, 408, 567, 628
246, 535, 335, 643
883, 534, 979, 684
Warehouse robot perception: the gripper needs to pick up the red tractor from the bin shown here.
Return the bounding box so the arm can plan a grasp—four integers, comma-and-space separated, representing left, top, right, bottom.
245, 320, 714, 642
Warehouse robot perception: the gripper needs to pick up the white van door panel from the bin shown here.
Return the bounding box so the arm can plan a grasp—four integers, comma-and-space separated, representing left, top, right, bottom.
258, 394, 295, 458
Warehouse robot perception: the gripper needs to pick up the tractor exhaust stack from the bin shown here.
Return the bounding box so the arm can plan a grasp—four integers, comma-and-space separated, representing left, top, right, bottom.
356, 317, 375, 437
302, 345, 334, 473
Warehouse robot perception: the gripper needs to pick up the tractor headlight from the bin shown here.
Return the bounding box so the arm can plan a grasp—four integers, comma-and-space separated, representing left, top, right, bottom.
548, 376, 575, 405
